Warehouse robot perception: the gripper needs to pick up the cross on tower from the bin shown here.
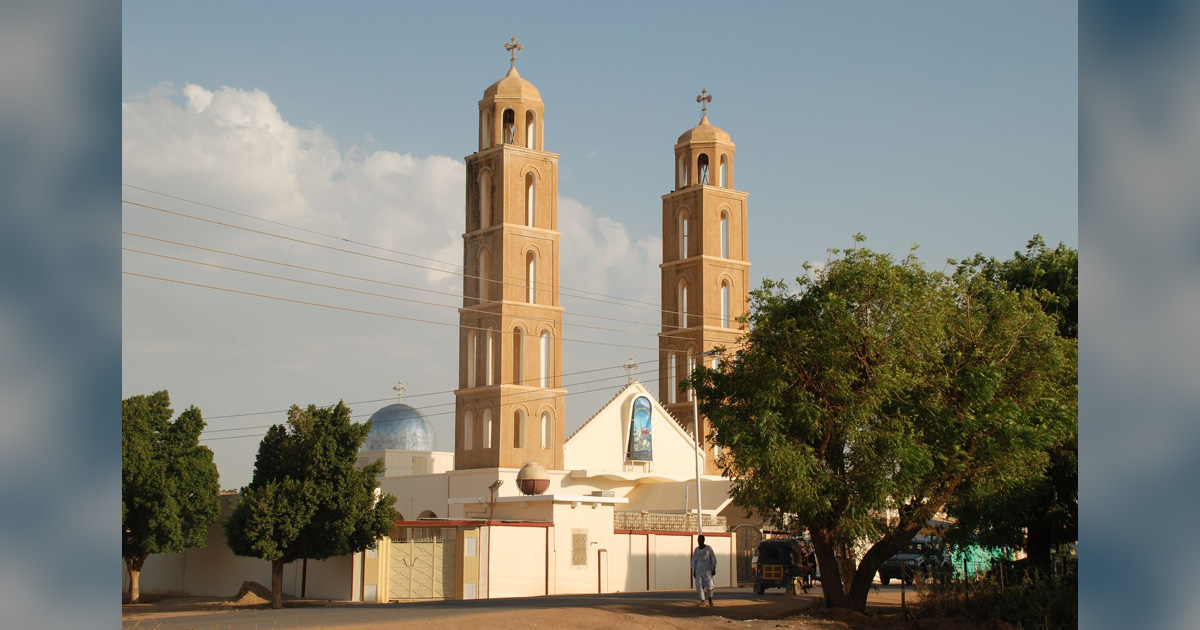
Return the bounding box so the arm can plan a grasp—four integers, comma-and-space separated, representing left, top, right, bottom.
392, 379, 406, 404
505, 36, 522, 68
696, 88, 712, 115
623, 355, 641, 384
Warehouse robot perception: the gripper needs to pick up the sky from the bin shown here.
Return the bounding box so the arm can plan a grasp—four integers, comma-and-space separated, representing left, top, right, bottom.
121, 1, 1078, 489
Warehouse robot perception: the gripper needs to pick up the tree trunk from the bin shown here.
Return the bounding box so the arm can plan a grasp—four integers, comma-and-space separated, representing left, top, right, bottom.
810, 529, 858, 611
1025, 520, 1053, 573
271, 559, 285, 609
125, 556, 146, 604
810, 523, 926, 614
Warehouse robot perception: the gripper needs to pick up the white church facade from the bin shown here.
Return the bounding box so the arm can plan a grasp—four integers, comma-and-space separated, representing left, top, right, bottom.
130, 43, 763, 603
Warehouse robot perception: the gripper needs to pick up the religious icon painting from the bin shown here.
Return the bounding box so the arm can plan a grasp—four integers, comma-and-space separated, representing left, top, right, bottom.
626, 395, 653, 461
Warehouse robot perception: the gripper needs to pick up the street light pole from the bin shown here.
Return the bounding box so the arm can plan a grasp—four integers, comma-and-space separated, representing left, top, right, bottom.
690, 349, 719, 538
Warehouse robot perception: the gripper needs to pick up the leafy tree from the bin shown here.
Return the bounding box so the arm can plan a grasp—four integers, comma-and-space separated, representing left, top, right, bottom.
122, 390, 220, 604
946, 236, 1078, 571
689, 237, 1075, 612
224, 401, 397, 608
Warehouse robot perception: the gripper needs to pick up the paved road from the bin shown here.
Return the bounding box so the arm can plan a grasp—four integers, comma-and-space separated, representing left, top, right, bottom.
122, 585, 912, 629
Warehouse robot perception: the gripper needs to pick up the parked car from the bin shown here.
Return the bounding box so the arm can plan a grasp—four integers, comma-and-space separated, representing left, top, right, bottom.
878, 536, 951, 585
752, 538, 807, 595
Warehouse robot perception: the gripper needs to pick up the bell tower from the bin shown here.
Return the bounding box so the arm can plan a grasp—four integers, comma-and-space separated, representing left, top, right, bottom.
659, 90, 750, 475
456, 39, 566, 470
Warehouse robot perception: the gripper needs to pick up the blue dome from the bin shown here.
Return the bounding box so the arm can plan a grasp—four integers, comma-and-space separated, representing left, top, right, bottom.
362, 403, 436, 451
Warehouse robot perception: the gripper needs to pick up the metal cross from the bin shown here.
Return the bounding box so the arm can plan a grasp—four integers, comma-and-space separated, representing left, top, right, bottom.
623, 355, 641, 383
505, 36, 522, 68
392, 379, 406, 404
696, 88, 712, 115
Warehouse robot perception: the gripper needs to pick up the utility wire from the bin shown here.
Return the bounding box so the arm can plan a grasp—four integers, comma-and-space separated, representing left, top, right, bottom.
122, 245, 700, 344
123, 197, 737, 327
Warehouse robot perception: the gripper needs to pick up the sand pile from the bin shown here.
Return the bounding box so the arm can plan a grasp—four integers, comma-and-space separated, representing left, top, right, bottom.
227, 581, 276, 606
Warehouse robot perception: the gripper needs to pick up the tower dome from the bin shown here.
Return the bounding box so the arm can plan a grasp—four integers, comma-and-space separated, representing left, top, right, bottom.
361, 403, 436, 452
676, 115, 732, 146
482, 65, 542, 102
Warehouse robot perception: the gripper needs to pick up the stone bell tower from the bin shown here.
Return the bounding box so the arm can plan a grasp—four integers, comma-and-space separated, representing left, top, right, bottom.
455, 38, 566, 470
659, 89, 750, 475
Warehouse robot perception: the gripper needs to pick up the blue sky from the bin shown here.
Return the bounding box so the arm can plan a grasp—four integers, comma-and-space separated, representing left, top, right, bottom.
122, 1, 1077, 487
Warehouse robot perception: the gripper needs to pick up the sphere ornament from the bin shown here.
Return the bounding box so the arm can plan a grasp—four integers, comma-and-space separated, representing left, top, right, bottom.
516, 461, 550, 496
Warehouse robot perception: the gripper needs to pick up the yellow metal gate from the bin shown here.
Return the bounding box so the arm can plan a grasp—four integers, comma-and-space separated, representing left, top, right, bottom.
388, 526, 457, 600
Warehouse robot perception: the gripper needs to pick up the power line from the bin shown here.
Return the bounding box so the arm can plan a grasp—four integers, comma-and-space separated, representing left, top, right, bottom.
200, 365, 663, 435
123, 231, 667, 332
123, 197, 737, 327
122, 245, 700, 344
123, 271, 671, 353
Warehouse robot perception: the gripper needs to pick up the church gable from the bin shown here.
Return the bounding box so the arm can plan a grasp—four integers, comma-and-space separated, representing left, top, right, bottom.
563, 382, 700, 476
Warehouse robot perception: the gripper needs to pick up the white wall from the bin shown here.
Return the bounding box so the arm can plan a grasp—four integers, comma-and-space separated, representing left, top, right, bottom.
487, 526, 549, 598
564, 384, 701, 477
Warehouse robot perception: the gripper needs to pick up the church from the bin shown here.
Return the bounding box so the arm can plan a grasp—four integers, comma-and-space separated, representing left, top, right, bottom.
131, 43, 763, 602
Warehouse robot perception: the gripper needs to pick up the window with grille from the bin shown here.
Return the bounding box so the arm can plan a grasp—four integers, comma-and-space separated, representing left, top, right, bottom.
571, 529, 588, 567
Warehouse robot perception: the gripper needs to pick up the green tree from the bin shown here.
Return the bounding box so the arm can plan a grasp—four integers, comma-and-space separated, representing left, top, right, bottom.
689, 238, 1075, 612
122, 390, 221, 604
224, 401, 397, 608
946, 236, 1078, 571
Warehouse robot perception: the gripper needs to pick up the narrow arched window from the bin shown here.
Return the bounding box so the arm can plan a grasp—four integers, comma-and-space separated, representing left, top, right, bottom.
513, 327, 524, 385
721, 281, 731, 328
464, 411, 474, 450
540, 412, 551, 449
479, 112, 487, 150
514, 409, 525, 448
686, 350, 696, 401
720, 211, 729, 259
719, 155, 728, 188
539, 331, 550, 388
678, 278, 688, 328
467, 332, 477, 388
483, 409, 493, 449
477, 249, 489, 301
678, 212, 689, 260
697, 153, 710, 185
526, 251, 537, 304
478, 171, 490, 230
486, 326, 495, 386
668, 353, 677, 404
503, 109, 516, 144
677, 155, 685, 189
525, 172, 536, 227
525, 110, 536, 149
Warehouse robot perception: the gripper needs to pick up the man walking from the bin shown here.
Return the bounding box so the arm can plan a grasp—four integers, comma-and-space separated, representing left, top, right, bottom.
691, 534, 718, 607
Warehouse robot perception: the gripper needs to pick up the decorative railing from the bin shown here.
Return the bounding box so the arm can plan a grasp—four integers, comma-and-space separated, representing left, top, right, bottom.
614, 512, 726, 533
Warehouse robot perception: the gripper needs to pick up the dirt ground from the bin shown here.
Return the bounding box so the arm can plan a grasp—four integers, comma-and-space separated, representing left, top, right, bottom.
123, 585, 1014, 630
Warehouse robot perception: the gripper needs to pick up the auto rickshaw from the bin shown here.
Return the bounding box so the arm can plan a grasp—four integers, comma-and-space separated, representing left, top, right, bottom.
751, 538, 807, 595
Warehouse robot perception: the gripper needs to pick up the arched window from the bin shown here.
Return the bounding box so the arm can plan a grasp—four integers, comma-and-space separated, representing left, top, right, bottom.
540, 412, 551, 449
525, 172, 536, 227
677, 278, 688, 328
525, 110, 537, 149
667, 353, 677, 404
719, 155, 728, 188
418, 510, 438, 519
678, 212, 689, 259
464, 411, 474, 450
526, 251, 537, 304
697, 153, 710, 185
721, 281, 731, 328
477, 249, 489, 301
467, 332, 477, 388
483, 409, 493, 449
479, 112, 487, 150
720, 211, 729, 259
503, 109, 516, 144
686, 350, 696, 401
677, 155, 685, 189
478, 171, 490, 230
539, 331, 550, 388
485, 326, 495, 386
513, 327, 524, 385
